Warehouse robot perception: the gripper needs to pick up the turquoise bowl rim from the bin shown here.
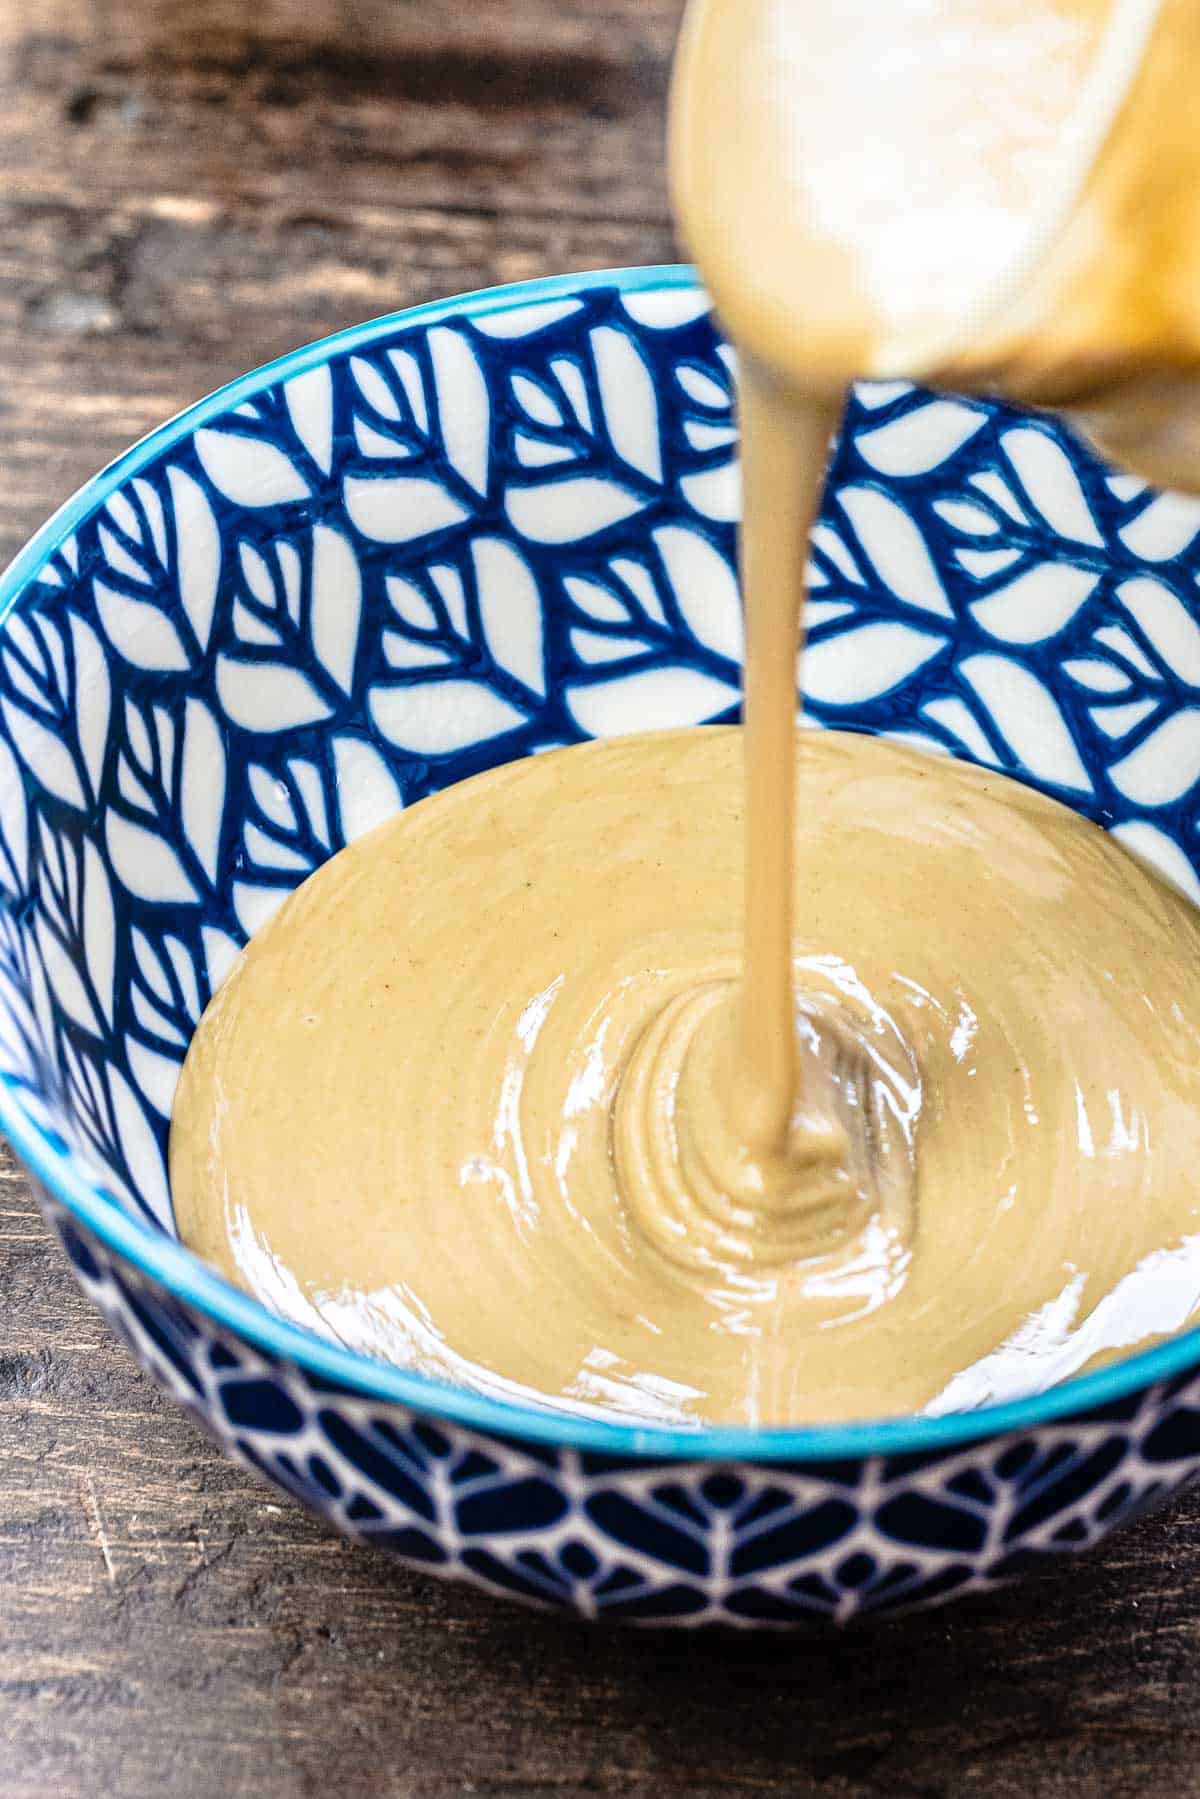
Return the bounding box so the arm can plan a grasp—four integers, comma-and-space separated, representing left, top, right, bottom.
6, 259, 1200, 1463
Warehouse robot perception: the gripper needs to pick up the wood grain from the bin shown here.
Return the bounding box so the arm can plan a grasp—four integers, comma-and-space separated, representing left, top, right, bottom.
5, 3, 1200, 1794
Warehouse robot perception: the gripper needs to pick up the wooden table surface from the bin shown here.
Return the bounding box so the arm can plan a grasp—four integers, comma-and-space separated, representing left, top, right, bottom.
5, 4, 1200, 1794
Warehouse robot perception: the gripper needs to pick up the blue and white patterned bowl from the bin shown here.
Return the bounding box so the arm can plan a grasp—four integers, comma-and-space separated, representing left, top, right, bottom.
7, 264, 1200, 1626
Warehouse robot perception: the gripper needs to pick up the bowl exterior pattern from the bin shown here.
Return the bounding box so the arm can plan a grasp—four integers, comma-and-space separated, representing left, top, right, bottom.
7, 270, 1200, 1621
40, 1188, 1200, 1623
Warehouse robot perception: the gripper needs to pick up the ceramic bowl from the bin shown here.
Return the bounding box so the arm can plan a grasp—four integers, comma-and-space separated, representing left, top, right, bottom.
6, 266, 1200, 1627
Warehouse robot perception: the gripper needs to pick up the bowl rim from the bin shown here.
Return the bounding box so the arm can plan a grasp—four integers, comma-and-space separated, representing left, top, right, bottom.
5, 260, 1200, 1463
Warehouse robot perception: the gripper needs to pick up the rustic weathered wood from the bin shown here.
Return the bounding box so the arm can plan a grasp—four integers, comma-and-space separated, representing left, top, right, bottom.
5, 4, 1200, 1794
